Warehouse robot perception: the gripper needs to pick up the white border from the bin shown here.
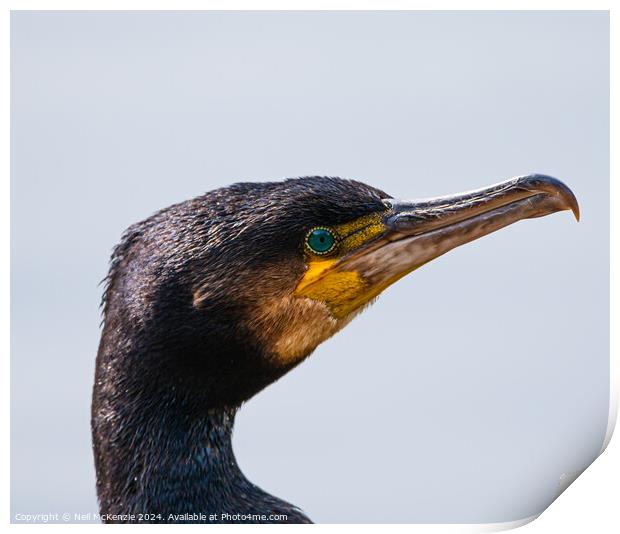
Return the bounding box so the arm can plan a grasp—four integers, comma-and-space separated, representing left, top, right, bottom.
3, 1, 616, 532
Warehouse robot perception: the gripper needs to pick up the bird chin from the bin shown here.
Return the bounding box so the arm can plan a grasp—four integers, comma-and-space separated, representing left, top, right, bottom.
246, 292, 358, 367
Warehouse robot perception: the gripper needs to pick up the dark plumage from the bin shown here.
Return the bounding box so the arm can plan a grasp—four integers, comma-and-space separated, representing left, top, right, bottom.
92, 177, 388, 523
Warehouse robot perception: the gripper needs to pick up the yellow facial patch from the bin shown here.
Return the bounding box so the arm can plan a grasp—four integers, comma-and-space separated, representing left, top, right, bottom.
333, 213, 386, 253
294, 213, 387, 318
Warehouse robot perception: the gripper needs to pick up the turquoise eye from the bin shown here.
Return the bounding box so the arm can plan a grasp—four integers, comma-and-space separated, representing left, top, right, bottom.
306, 227, 336, 255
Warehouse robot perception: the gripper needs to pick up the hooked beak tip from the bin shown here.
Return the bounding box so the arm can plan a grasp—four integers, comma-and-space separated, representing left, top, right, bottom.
519, 174, 580, 221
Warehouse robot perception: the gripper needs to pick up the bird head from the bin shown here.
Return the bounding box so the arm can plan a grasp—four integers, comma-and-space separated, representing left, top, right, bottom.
100, 174, 578, 410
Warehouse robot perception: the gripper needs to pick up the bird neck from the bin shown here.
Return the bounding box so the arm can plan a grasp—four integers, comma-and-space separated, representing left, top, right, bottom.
94, 390, 233, 516
136, 406, 242, 516
92, 368, 309, 523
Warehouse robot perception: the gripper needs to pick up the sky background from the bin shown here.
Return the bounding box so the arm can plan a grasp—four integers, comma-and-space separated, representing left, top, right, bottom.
11, 11, 609, 524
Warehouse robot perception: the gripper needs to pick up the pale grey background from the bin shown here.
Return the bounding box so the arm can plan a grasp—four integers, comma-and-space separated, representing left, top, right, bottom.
11, 11, 609, 523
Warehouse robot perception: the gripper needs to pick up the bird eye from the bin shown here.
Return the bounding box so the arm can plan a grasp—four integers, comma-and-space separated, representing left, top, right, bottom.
305, 227, 336, 255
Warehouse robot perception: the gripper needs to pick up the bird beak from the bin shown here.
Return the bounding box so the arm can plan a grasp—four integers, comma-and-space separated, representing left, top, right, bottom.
323, 174, 579, 317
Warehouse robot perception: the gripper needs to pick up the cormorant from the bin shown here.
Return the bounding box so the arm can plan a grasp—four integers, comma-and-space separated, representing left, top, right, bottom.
92, 174, 579, 524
